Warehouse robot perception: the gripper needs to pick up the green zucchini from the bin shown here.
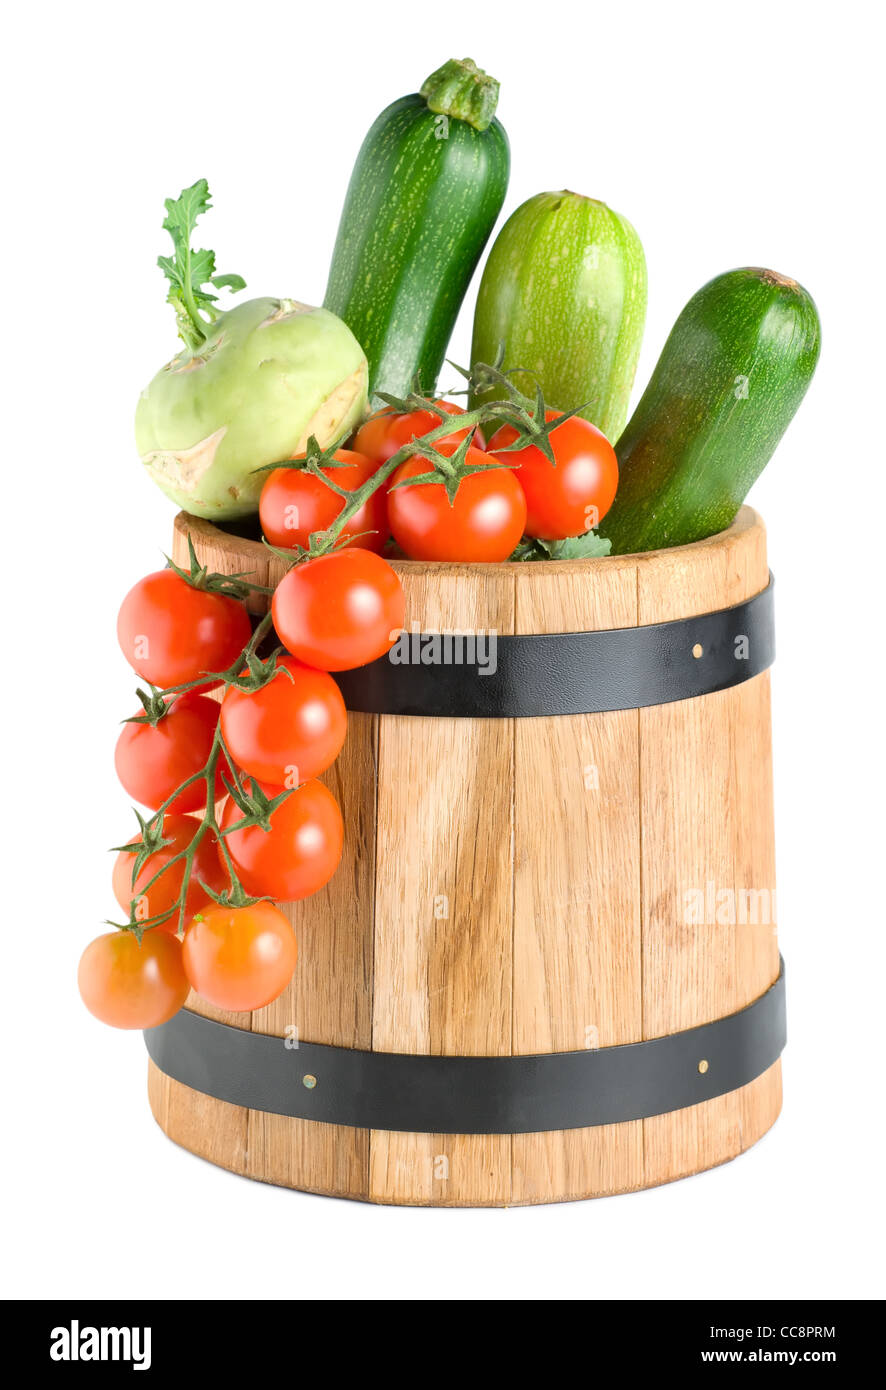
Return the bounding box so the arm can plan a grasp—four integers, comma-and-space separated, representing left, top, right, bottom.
600, 267, 821, 554
469, 191, 647, 441
323, 58, 509, 401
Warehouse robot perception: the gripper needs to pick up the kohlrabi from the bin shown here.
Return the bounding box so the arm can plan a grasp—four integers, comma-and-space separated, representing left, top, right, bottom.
136, 180, 368, 519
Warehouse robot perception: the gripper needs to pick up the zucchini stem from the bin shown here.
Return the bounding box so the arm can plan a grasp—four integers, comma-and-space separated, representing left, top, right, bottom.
420, 57, 500, 131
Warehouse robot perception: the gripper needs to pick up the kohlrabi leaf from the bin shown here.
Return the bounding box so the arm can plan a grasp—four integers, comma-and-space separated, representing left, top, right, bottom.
211, 272, 247, 292
157, 179, 245, 348
510, 530, 613, 561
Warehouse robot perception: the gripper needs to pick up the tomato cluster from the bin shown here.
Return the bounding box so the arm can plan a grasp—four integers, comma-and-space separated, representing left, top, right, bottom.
258, 402, 619, 564
80, 550, 404, 1032
83, 394, 616, 1034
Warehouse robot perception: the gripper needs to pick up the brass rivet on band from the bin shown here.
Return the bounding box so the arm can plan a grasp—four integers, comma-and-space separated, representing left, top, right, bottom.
697, 1059, 709, 1074
692, 643, 704, 659
303, 1074, 317, 1089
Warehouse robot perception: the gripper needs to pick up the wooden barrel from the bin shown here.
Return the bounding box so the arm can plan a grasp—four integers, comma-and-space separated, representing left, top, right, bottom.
147, 505, 782, 1205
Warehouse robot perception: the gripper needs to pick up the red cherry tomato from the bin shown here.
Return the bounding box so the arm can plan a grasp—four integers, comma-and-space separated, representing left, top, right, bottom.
219, 779, 344, 902
112, 814, 229, 932
354, 401, 483, 465
182, 901, 297, 1012
114, 693, 228, 814
272, 550, 404, 672
387, 442, 527, 562
117, 569, 251, 690
488, 412, 619, 540
78, 930, 190, 1029
220, 655, 347, 787
259, 448, 390, 554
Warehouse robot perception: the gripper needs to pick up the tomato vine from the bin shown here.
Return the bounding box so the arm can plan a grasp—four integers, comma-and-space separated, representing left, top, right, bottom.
111, 361, 565, 944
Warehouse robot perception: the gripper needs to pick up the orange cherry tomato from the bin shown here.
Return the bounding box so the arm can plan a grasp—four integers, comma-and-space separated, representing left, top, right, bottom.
78, 930, 190, 1029
387, 442, 526, 562
182, 901, 298, 1012
117, 569, 251, 692
114, 693, 228, 815
219, 778, 344, 902
272, 549, 404, 672
488, 411, 619, 540
112, 814, 228, 932
220, 655, 347, 787
259, 449, 390, 554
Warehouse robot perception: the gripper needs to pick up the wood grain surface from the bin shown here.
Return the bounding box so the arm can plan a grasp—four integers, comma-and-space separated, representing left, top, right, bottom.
146, 506, 781, 1204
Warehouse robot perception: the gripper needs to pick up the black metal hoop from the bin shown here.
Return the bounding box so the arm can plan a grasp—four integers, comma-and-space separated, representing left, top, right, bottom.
331, 575, 774, 718
144, 961, 785, 1136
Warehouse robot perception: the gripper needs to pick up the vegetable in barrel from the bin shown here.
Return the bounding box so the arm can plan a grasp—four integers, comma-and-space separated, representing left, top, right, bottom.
470, 191, 647, 442
87, 60, 827, 1048
136, 180, 368, 520
324, 57, 510, 400
599, 267, 821, 553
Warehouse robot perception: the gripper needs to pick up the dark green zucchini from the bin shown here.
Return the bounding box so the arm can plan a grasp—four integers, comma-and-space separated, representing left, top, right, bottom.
600, 267, 821, 554
323, 58, 509, 401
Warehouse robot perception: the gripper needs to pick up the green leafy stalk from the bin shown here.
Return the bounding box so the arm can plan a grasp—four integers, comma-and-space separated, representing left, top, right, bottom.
157, 179, 246, 350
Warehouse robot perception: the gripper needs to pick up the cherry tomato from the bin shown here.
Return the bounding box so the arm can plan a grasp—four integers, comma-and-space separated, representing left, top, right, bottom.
117, 569, 251, 690
488, 412, 619, 540
182, 901, 297, 1013
112, 814, 229, 932
220, 655, 347, 787
387, 442, 527, 562
272, 550, 404, 672
219, 779, 343, 901
354, 401, 483, 465
114, 693, 228, 814
259, 449, 390, 554
78, 930, 190, 1029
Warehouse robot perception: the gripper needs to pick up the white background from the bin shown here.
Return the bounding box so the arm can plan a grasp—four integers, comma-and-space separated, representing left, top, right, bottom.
3, 0, 884, 1301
